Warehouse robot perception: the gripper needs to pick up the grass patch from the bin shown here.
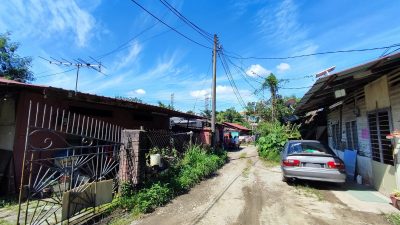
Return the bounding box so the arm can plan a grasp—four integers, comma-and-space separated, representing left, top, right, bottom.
110, 145, 228, 219
242, 159, 253, 178
294, 184, 324, 201
0, 219, 13, 225
108, 211, 142, 225
261, 158, 280, 167
386, 213, 400, 225
0, 195, 18, 210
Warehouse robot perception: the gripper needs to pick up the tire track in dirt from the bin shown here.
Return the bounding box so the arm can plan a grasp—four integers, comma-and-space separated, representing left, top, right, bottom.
232, 172, 264, 225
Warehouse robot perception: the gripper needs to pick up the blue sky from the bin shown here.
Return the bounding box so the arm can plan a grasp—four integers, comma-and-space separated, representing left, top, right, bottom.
1, 0, 399, 113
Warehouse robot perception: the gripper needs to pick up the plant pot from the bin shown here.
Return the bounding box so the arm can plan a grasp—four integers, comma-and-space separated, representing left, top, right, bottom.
150, 154, 161, 167
390, 195, 400, 209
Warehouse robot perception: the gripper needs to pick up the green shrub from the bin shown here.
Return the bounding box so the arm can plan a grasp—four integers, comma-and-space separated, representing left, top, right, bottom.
134, 183, 172, 213
114, 145, 227, 214
256, 121, 300, 162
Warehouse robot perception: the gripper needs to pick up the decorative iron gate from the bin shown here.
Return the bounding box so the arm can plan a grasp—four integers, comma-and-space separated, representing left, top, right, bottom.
17, 100, 123, 225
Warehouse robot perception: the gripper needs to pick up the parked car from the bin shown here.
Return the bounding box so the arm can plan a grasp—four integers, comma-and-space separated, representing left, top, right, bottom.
281, 140, 346, 183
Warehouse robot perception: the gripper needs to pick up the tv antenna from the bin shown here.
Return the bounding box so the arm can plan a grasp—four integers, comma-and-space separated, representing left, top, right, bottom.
315, 66, 336, 78
39, 56, 106, 95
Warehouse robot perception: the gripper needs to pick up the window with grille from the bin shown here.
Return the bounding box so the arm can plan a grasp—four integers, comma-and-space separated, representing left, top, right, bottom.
367, 110, 393, 165
331, 123, 341, 150
345, 121, 359, 150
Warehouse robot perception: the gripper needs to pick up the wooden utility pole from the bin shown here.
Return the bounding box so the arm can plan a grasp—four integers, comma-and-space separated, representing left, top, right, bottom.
170, 93, 174, 109
211, 34, 218, 148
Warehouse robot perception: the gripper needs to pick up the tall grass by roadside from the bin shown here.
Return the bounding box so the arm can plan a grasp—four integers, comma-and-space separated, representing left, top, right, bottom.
256, 122, 300, 162
386, 213, 400, 225
110, 145, 227, 220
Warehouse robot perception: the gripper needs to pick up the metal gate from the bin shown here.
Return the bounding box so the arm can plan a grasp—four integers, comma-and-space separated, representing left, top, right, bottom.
17, 100, 123, 225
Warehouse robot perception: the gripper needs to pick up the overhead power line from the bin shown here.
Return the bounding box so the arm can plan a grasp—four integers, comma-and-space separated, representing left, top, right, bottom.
35, 68, 76, 78
225, 55, 316, 84
382, 47, 400, 57
280, 86, 312, 90
222, 53, 258, 91
225, 43, 400, 60
217, 49, 246, 109
95, 23, 158, 61
158, 0, 213, 43
129, 0, 212, 49
192, 57, 213, 112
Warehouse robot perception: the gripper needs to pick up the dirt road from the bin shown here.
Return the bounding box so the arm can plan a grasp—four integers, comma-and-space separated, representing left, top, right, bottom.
131, 146, 393, 225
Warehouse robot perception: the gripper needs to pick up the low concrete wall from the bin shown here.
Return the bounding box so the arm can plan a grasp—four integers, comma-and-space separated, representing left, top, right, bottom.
372, 160, 397, 196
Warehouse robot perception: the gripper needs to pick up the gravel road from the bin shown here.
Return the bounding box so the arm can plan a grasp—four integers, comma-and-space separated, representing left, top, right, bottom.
131, 146, 392, 225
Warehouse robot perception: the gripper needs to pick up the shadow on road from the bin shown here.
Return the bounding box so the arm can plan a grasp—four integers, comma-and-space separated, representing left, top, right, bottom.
286, 178, 376, 193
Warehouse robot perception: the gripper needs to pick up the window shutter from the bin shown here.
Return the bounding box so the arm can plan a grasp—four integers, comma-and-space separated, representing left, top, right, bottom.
368, 110, 393, 165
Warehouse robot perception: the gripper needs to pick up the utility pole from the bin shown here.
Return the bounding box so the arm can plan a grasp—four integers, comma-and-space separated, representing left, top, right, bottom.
40, 57, 103, 95
205, 94, 210, 115
211, 34, 218, 148
170, 93, 174, 109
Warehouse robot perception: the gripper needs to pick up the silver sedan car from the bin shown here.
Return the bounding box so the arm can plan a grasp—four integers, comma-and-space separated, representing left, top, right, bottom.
281, 140, 346, 183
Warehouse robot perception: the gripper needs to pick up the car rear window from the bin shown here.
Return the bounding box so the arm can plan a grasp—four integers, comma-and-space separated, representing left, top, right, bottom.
287, 142, 334, 155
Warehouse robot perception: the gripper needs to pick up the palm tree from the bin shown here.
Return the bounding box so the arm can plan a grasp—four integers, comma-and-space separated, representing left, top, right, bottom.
257, 73, 279, 121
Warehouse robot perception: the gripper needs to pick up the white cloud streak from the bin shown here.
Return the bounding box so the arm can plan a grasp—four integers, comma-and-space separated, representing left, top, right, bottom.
189, 85, 251, 101
135, 89, 146, 95
245, 64, 271, 77
114, 41, 142, 70
276, 63, 291, 72
0, 0, 96, 47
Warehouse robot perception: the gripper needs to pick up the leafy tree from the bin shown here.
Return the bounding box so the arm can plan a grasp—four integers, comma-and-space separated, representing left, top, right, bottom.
0, 32, 33, 83
244, 102, 256, 117
158, 101, 174, 110
200, 109, 211, 119
260, 73, 279, 121
186, 110, 195, 115
217, 107, 243, 124
115, 96, 143, 103
215, 107, 251, 128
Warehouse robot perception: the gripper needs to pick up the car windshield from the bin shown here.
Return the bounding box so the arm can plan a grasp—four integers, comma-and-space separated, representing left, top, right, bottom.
287, 142, 334, 155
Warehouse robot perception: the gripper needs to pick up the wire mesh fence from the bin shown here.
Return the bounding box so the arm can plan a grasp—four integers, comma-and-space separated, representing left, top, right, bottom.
143, 130, 196, 154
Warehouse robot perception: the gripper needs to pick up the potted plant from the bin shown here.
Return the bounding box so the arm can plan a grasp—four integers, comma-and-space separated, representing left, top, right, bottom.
148, 147, 162, 167
390, 190, 400, 209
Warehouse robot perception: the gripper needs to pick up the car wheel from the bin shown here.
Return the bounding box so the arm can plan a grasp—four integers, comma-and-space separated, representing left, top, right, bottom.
282, 175, 288, 182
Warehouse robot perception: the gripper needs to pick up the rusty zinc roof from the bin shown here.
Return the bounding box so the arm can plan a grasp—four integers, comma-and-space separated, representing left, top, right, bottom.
295, 52, 400, 115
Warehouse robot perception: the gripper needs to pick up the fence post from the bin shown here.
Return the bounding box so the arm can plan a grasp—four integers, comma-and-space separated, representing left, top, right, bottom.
119, 130, 145, 188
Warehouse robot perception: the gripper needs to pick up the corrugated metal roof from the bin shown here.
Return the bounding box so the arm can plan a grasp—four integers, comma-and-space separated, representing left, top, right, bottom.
295, 52, 400, 115
0, 77, 203, 119
223, 122, 251, 131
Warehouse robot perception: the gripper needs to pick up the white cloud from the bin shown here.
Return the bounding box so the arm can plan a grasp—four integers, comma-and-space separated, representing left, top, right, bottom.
276, 63, 291, 72
216, 85, 233, 95
0, 0, 96, 47
135, 89, 146, 95
245, 64, 271, 77
114, 41, 142, 70
190, 85, 240, 98
256, 0, 306, 44
190, 89, 209, 98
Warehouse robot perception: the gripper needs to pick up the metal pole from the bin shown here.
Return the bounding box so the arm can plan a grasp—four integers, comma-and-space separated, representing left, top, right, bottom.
211, 34, 218, 148
17, 100, 32, 225
75, 65, 80, 95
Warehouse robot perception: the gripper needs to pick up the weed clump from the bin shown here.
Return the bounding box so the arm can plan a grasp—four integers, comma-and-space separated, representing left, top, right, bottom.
256, 122, 300, 162
113, 145, 227, 215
